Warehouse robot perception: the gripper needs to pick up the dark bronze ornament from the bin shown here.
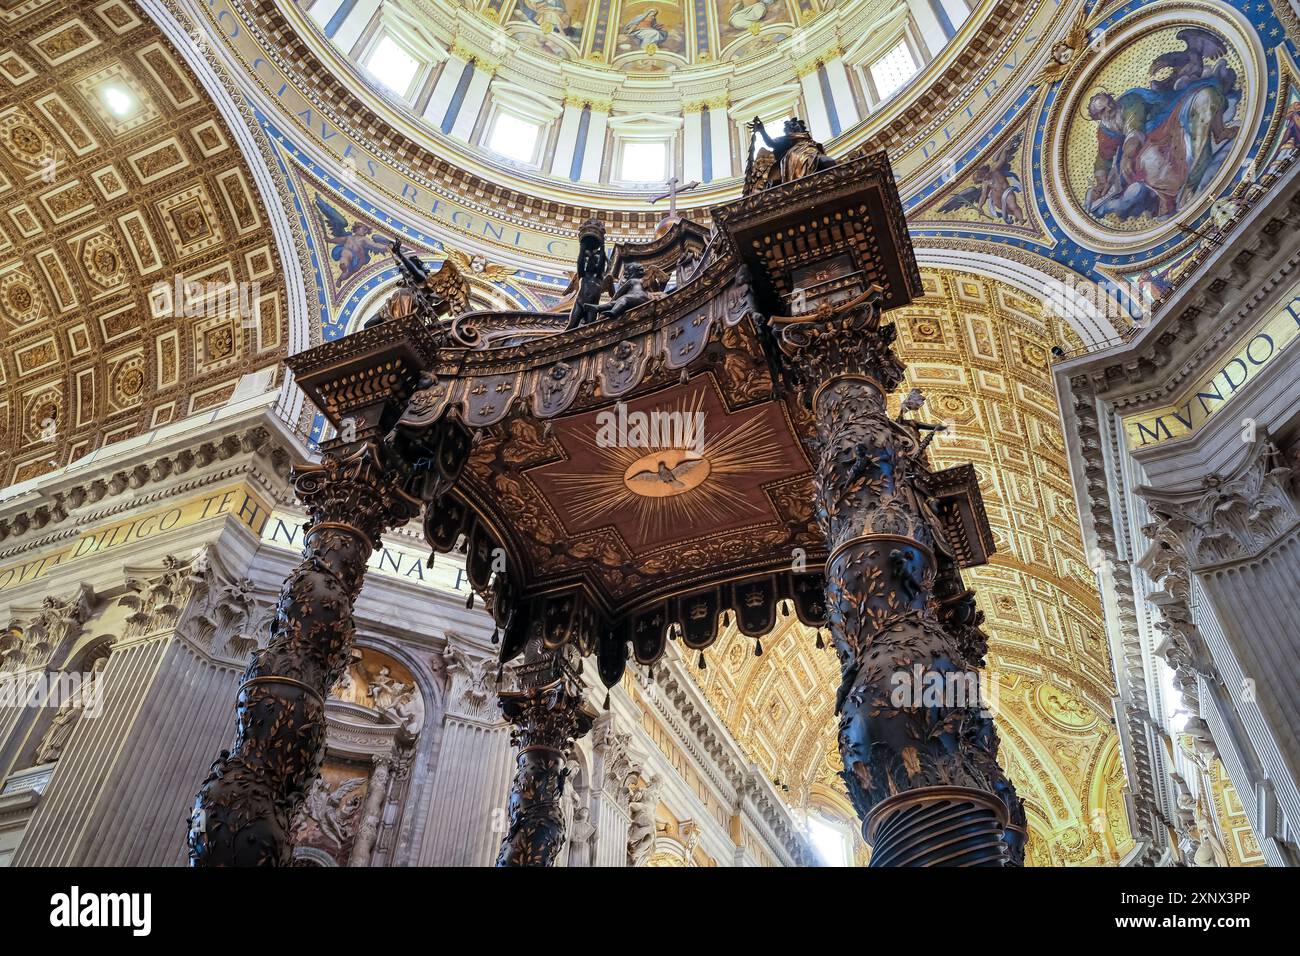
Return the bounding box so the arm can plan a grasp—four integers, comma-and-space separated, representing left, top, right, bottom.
719, 161, 1022, 866
191, 153, 1022, 867
495, 647, 596, 867
802, 358, 1019, 865
188, 306, 469, 866
187, 447, 419, 866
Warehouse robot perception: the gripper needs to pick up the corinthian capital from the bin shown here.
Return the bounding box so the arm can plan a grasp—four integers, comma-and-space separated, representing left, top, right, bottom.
769, 289, 905, 395
1138, 436, 1300, 569
1, 583, 94, 673
293, 445, 423, 549
439, 639, 504, 722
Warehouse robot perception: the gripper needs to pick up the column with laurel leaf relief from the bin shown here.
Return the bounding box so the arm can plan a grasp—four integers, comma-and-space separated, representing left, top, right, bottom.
187, 448, 423, 866
494, 641, 596, 867
187, 306, 471, 866
772, 290, 1022, 866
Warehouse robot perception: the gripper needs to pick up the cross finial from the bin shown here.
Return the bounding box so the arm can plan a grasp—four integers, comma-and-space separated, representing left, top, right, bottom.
651, 177, 700, 217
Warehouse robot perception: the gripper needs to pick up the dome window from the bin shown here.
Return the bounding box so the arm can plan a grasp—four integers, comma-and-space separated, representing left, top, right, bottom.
619, 140, 669, 183
869, 38, 919, 101
363, 34, 422, 100
487, 112, 543, 165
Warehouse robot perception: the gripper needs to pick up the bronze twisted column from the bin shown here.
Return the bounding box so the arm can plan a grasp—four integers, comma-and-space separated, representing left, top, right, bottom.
187, 304, 465, 866
776, 292, 1022, 866
496, 644, 595, 867
187, 447, 423, 866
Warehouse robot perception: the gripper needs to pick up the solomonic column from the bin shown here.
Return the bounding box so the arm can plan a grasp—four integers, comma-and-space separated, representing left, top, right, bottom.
495, 644, 596, 867
188, 308, 465, 866
773, 290, 1021, 866
187, 448, 421, 866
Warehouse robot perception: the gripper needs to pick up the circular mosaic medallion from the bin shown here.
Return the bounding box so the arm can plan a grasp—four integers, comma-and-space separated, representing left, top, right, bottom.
1043, 4, 1265, 252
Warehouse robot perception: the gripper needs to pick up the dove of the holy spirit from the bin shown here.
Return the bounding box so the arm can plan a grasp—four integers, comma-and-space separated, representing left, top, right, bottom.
595, 402, 706, 455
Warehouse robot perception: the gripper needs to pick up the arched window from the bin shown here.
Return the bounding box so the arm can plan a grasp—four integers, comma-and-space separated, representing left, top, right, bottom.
806, 813, 853, 867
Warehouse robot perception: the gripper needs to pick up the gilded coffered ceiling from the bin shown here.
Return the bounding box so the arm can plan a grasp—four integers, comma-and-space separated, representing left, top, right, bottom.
0, 0, 286, 485
691, 269, 1134, 864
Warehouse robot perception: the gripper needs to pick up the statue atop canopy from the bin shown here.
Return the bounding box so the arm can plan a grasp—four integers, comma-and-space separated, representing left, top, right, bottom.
747, 116, 837, 189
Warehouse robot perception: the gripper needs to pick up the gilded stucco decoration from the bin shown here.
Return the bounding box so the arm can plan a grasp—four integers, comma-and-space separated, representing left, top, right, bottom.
1205, 758, 1266, 866
690, 269, 1133, 864
0, 0, 289, 483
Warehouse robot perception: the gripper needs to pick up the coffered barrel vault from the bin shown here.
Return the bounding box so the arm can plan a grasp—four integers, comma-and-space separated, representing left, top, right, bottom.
0, 0, 290, 485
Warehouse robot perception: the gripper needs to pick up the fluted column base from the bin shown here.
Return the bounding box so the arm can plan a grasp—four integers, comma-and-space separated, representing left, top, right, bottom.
865, 786, 1009, 867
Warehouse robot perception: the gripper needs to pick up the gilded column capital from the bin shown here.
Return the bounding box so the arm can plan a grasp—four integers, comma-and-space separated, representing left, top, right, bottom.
495, 675, 597, 866
770, 290, 907, 397
561, 92, 615, 112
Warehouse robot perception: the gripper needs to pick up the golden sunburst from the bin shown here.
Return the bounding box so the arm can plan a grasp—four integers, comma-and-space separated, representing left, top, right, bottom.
543, 390, 791, 545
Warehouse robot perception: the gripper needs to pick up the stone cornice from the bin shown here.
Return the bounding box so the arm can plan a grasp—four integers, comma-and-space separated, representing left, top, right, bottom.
0, 397, 304, 560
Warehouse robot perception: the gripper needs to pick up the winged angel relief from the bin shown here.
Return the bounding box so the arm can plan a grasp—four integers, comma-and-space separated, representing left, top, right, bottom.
294, 776, 366, 850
